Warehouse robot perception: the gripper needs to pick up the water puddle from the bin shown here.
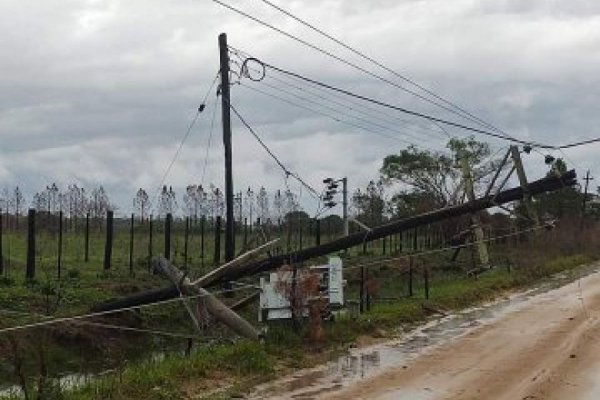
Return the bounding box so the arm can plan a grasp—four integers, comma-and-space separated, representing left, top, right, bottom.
252, 264, 600, 399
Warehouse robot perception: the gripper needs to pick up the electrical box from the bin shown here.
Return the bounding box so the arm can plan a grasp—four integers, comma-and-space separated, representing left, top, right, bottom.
259, 257, 345, 322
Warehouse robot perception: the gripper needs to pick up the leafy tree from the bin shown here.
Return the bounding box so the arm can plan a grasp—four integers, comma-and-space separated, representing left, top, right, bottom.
380, 136, 500, 208
352, 180, 386, 226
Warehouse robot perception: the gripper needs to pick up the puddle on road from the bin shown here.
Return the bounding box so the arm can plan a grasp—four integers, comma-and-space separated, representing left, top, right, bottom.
252, 265, 600, 400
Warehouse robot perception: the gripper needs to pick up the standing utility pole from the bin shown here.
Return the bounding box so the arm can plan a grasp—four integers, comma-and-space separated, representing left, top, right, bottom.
582, 170, 593, 217
460, 153, 490, 267
219, 33, 235, 263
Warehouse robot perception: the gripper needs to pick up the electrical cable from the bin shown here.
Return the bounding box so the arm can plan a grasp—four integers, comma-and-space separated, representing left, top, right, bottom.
238, 82, 447, 151
210, 0, 508, 131
151, 73, 219, 212
255, 0, 509, 136
248, 58, 551, 148
228, 102, 321, 198
230, 46, 453, 142
0, 283, 257, 335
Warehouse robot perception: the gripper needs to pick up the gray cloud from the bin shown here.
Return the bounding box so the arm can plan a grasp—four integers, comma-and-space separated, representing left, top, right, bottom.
0, 0, 599, 215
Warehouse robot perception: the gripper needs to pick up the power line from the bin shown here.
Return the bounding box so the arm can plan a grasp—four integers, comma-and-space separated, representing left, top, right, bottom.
237, 82, 442, 150
151, 73, 219, 211
230, 46, 458, 143
247, 58, 554, 149
253, 78, 446, 146
0, 284, 257, 335
255, 0, 509, 137
228, 102, 321, 198
210, 0, 508, 131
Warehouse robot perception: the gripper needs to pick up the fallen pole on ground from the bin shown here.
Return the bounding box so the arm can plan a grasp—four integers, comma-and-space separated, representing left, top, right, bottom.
92, 170, 576, 312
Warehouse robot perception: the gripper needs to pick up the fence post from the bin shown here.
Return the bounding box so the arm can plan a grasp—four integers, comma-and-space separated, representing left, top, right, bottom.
103, 210, 113, 271
184, 217, 189, 269
243, 217, 248, 248
58, 210, 63, 280
26, 209, 36, 281
360, 265, 365, 313
214, 216, 222, 266
201, 216, 206, 270
423, 265, 430, 300
148, 215, 153, 272
408, 256, 413, 297
0, 210, 4, 276
164, 213, 172, 261
129, 213, 134, 275
84, 212, 90, 262
315, 219, 321, 246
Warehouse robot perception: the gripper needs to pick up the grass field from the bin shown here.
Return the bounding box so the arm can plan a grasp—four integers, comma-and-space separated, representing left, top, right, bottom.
0, 219, 598, 399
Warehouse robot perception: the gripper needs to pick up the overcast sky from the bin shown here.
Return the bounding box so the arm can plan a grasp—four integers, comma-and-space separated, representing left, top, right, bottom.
1, 0, 599, 216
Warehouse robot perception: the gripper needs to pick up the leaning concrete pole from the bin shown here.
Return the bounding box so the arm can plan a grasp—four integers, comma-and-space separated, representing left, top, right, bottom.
153, 257, 260, 340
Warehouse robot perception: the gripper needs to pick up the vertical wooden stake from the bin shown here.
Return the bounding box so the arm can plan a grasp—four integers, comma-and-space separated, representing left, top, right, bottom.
26, 209, 36, 281
164, 213, 172, 261
214, 216, 222, 266
148, 215, 153, 272
408, 256, 413, 297
0, 210, 3, 276
103, 210, 113, 271
184, 217, 189, 269
315, 219, 321, 246
360, 265, 365, 314
201, 216, 206, 270
58, 210, 63, 280
243, 217, 248, 248
423, 265, 430, 300
84, 212, 90, 262
129, 213, 134, 276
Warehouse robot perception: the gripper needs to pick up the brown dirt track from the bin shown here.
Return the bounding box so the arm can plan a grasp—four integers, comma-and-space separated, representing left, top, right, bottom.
326, 268, 600, 400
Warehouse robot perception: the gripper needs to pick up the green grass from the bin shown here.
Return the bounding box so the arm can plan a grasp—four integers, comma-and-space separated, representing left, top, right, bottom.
1, 220, 599, 399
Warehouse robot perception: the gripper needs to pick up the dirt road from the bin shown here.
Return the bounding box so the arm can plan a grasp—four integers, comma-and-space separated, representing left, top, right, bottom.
252, 265, 600, 399
328, 269, 600, 400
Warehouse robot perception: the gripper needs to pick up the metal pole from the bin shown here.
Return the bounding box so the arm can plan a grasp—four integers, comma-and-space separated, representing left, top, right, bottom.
219, 33, 235, 263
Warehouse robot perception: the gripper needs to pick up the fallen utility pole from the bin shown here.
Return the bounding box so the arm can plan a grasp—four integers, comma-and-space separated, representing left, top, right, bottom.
92, 170, 576, 312
153, 257, 260, 340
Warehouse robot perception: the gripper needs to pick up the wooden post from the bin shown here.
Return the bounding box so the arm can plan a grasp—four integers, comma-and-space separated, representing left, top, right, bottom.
103, 210, 113, 270
408, 256, 413, 297
0, 210, 3, 276
382, 236, 386, 255
148, 215, 153, 272
164, 213, 172, 260
184, 217, 189, 269
26, 209, 36, 281
423, 265, 430, 300
201, 216, 206, 270
84, 212, 90, 262
57, 210, 63, 279
214, 216, 222, 266
129, 213, 134, 275
243, 217, 248, 248
360, 265, 365, 313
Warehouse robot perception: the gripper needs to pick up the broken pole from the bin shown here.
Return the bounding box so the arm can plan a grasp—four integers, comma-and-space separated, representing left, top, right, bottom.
153, 257, 259, 340
93, 171, 577, 310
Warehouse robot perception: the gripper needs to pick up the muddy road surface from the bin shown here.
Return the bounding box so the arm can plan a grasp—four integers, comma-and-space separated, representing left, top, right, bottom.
252, 264, 600, 399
